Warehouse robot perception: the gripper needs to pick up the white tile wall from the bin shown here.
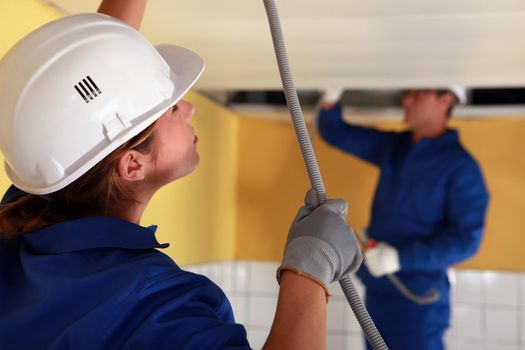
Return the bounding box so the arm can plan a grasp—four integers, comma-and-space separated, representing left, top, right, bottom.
486, 307, 519, 346
327, 334, 345, 349
232, 261, 249, 293
453, 269, 483, 305
248, 262, 280, 295
346, 335, 365, 349
247, 295, 278, 328
520, 275, 525, 306
185, 261, 525, 350
483, 271, 519, 307
327, 299, 346, 332
246, 328, 269, 350
521, 309, 525, 346
228, 294, 247, 325
450, 305, 484, 343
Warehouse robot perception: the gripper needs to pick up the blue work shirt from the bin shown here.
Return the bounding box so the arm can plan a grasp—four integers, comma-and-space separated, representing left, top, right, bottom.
0, 216, 250, 349
319, 105, 489, 349
318, 105, 489, 297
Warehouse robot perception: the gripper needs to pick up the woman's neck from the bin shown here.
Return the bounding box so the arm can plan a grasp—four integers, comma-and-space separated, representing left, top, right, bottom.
115, 191, 153, 224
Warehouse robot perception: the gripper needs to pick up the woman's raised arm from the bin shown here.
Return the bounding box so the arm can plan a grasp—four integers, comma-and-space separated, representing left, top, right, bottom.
97, 0, 147, 30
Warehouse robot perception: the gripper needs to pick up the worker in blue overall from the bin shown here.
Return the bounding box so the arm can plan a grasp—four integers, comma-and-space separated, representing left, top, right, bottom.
0, 1, 363, 349
317, 88, 489, 349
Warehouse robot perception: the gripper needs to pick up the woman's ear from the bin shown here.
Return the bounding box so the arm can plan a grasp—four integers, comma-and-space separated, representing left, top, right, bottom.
116, 150, 147, 182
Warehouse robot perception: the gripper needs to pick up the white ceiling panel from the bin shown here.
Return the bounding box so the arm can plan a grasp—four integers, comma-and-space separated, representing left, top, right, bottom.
43, 0, 525, 90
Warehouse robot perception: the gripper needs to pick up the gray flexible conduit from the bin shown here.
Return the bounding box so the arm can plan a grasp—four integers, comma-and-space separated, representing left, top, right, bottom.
387, 274, 440, 304
262, 1, 388, 349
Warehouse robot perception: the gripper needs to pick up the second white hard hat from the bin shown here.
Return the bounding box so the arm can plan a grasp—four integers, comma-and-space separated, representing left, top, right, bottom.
0, 13, 205, 195
448, 86, 467, 105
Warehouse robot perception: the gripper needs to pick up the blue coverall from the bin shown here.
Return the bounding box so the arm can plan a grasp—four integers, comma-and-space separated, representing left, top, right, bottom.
0, 214, 251, 349
318, 105, 489, 350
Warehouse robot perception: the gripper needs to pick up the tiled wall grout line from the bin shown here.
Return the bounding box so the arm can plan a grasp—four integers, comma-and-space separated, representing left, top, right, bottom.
481, 270, 487, 346
243, 262, 251, 332
326, 330, 363, 336
517, 276, 525, 348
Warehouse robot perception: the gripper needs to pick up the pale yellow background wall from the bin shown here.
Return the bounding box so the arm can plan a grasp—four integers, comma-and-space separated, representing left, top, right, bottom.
0, 1, 61, 52
235, 115, 525, 272
0, 1, 239, 266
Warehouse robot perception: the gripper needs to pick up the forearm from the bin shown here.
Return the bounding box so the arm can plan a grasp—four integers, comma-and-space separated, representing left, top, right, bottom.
399, 168, 489, 271
97, 0, 147, 30
398, 227, 484, 270
317, 105, 396, 165
263, 271, 326, 350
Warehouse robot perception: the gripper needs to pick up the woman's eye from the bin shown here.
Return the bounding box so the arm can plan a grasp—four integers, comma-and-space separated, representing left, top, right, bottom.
171, 104, 179, 112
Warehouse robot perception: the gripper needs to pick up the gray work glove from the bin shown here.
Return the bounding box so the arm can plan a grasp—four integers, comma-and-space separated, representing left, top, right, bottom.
277, 190, 363, 295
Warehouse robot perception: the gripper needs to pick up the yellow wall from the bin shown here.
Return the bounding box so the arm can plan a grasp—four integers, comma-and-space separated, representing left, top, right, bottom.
0, 1, 239, 266
235, 115, 525, 272
0, 0, 61, 54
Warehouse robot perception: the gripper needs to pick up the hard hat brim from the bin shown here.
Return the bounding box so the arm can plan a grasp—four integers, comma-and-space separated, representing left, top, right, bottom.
156, 44, 205, 105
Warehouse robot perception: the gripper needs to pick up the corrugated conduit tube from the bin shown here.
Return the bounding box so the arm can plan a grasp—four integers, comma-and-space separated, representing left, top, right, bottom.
262, 1, 388, 348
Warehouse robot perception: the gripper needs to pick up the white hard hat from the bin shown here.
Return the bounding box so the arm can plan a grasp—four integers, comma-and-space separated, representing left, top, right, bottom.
0, 13, 204, 195
448, 86, 467, 105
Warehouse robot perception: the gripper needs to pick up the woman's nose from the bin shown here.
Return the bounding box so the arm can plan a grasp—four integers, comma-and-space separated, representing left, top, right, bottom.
179, 100, 195, 119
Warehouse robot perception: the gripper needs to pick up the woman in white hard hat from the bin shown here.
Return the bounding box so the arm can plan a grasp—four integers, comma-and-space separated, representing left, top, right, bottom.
0, 1, 362, 349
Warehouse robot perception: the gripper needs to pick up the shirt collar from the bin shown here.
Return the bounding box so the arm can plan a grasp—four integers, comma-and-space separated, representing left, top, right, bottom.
23, 216, 169, 254
437, 129, 459, 144
403, 128, 459, 148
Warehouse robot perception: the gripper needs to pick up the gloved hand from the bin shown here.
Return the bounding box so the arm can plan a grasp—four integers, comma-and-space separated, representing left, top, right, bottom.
277, 190, 363, 295
364, 241, 400, 277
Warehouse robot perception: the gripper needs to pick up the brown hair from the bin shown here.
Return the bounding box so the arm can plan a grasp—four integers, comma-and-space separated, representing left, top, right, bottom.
436, 89, 457, 118
0, 123, 157, 239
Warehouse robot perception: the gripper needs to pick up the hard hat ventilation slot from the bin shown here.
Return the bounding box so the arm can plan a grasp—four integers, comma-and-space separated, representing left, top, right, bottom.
74, 76, 102, 103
